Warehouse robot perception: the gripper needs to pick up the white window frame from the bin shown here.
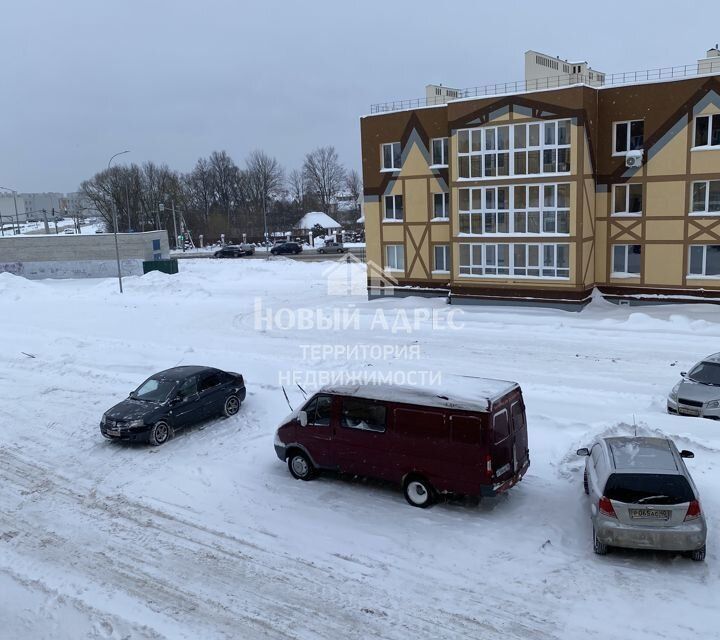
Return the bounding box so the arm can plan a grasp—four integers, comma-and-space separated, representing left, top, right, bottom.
612, 183, 643, 216
432, 192, 449, 220
385, 244, 405, 272
381, 142, 401, 171
458, 242, 570, 279
692, 114, 720, 150
456, 119, 571, 180
433, 245, 450, 273
458, 183, 570, 236
430, 138, 449, 167
690, 180, 720, 215
383, 194, 403, 221
612, 120, 645, 156
611, 244, 642, 277
688, 245, 720, 278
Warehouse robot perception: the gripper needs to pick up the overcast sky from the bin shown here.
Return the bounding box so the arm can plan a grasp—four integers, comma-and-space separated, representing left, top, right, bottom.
1, 0, 718, 193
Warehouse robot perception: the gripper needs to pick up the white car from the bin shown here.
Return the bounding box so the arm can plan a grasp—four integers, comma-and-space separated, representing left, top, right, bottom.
63, 228, 76, 234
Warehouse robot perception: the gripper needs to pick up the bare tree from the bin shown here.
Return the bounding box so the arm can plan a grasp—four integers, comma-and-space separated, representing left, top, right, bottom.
287, 168, 309, 214
302, 146, 346, 215
344, 169, 362, 212
184, 157, 214, 223
245, 150, 284, 238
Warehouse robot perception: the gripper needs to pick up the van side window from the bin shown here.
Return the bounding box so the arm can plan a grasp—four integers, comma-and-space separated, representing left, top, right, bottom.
450, 415, 482, 444
302, 395, 332, 427
395, 409, 445, 439
341, 398, 386, 433
493, 409, 510, 444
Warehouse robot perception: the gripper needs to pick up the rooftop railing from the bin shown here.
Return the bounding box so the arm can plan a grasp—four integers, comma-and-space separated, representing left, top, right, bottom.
369, 61, 720, 114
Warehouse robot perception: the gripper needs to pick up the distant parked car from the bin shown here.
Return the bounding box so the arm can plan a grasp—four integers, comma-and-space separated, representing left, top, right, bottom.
317, 240, 347, 254
63, 228, 76, 234
100, 366, 246, 446
577, 436, 706, 560
213, 244, 255, 258
270, 242, 302, 255
667, 353, 720, 419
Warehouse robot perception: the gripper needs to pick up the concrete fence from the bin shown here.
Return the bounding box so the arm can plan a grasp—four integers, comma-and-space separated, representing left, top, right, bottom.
0, 230, 170, 279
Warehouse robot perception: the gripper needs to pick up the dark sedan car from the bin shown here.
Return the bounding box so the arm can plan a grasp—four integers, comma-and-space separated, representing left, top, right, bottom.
213, 244, 255, 258
100, 366, 246, 445
270, 242, 302, 255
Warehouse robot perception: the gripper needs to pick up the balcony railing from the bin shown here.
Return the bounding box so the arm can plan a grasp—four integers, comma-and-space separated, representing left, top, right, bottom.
369, 61, 720, 114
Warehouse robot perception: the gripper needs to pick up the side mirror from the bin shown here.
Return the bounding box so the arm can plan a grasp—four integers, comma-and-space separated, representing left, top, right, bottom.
298, 410, 308, 427
680, 449, 695, 459
680, 371, 687, 378
576, 447, 590, 457
170, 396, 182, 406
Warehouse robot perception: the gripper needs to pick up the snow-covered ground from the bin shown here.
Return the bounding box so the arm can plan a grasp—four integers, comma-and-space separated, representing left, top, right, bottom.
1, 259, 719, 639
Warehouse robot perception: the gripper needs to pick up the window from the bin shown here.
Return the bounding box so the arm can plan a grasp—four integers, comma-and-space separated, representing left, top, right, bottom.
457, 119, 571, 179
381, 142, 401, 170
612, 244, 642, 276
612, 184, 643, 215
458, 183, 570, 235
450, 415, 482, 445
694, 114, 720, 148
176, 376, 198, 400
691, 180, 720, 213
431, 138, 449, 166
384, 194, 403, 221
302, 395, 332, 427
459, 243, 569, 278
689, 245, 720, 277
433, 192, 449, 219
613, 120, 644, 155
385, 244, 404, 271
493, 410, 510, 445
341, 398, 386, 432
198, 372, 222, 392
395, 409, 445, 439
433, 245, 449, 272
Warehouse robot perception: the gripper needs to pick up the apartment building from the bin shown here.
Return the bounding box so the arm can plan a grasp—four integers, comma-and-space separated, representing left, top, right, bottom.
360, 63, 720, 306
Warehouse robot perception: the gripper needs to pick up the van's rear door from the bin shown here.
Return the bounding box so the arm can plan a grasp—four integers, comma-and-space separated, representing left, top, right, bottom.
510, 398, 530, 473
491, 408, 514, 483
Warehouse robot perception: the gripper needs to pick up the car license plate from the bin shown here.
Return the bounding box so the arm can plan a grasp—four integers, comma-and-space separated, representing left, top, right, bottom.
630, 508, 670, 520
678, 407, 700, 416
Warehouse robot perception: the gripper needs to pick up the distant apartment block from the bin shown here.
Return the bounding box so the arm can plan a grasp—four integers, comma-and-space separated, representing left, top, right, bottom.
0, 191, 96, 225
525, 50, 605, 89
360, 51, 720, 306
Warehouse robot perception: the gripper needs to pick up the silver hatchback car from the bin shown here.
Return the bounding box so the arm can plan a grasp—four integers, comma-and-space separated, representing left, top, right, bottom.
667, 353, 720, 419
577, 437, 707, 561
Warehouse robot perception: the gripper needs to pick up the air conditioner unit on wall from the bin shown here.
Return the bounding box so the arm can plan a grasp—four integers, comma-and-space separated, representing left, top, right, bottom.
625, 150, 643, 168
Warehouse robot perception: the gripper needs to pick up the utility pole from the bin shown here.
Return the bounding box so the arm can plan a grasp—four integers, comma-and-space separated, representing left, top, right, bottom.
171, 200, 178, 250
125, 184, 131, 232
107, 149, 130, 294
52, 208, 58, 234
12, 190, 20, 234
42, 209, 50, 234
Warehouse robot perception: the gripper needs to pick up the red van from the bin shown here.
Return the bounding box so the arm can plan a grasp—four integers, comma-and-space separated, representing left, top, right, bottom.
273, 379, 530, 507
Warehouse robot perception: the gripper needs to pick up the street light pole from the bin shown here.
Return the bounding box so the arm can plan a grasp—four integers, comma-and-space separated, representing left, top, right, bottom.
107, 150, 130, 294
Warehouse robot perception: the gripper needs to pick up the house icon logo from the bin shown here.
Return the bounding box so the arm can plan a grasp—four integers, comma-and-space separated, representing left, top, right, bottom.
323, 253, 398, 297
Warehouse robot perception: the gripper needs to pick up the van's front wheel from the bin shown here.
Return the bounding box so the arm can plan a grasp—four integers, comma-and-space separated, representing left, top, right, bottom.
288, 450, 316, 481
403, 475, 435, 508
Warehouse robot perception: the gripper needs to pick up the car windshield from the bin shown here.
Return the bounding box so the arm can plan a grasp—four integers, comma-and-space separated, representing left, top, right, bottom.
604, 473, 694, 505
688, 361, 720, 386
132, 377, 176, 403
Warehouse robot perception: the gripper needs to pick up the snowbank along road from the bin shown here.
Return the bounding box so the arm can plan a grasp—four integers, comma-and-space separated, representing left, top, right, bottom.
0, 259, 718, 639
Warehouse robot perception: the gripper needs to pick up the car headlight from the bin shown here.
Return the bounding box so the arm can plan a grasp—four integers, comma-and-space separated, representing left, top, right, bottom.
127, 419, 146, 428
670, 382, 681, 401
101, 414, 107, 425
706, 400, 720, 409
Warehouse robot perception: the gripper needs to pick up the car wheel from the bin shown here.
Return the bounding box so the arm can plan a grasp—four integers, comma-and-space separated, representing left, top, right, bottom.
149, 421, 171, 446
593, 527, 608, 555
689, 545, 706, 562
295, 250, 301, 254
288, 450, 316, 480
583, 470, 589, 495
403, 475, 435, 508
337, 248, 343, 253
223, 394, 241, 417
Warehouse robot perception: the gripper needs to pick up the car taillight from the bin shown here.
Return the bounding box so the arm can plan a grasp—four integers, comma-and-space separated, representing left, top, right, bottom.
599, 496, 617, 518
685, 500, 701, 521
485, 454, 492, 477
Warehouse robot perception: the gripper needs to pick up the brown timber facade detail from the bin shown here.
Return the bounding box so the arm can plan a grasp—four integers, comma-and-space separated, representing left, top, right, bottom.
360, 76, 720, 305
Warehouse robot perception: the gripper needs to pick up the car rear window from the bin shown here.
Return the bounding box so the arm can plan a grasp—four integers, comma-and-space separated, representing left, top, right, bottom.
604, 473, 695, 505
